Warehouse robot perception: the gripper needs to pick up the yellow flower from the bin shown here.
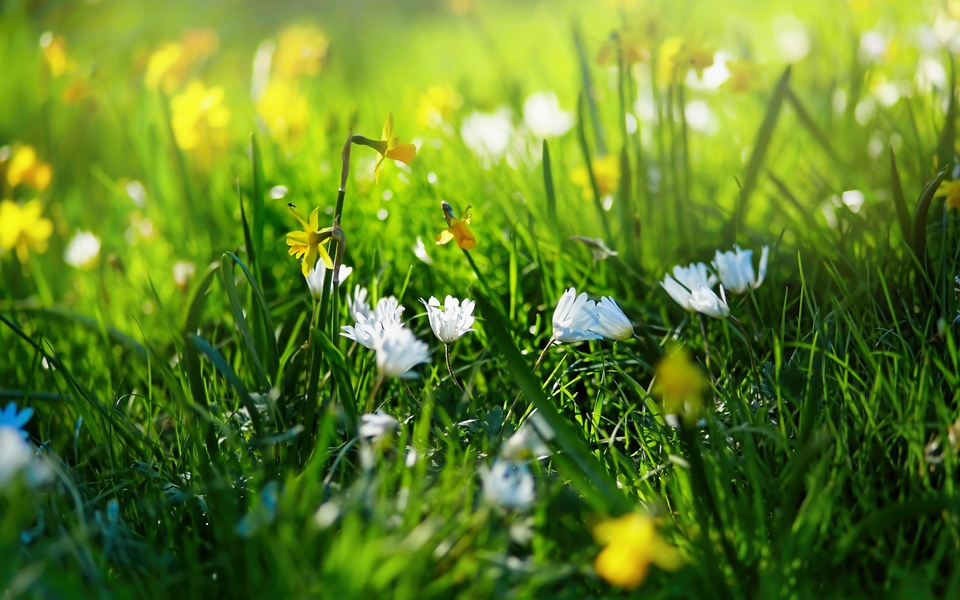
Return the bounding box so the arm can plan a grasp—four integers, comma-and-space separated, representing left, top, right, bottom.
5, 145, 52, 191
40, 33, 74, 76
571, 155, 619, 200
170, 80, 231, 155
657, 38, 714, 81
935, 180, 960, 210
653, 345, 709, 425
593, 512, 682, 590
352, 113, 417, 181
256, 80, 310, 149
680, 43, 715, 79
417, 84, 463, 129
145, 29, 219, 92
285, 204, 334, 277
435, 201, 475, 250
0, 199, 54, 262
273, 25, 329, 80
725, 59, 761, 93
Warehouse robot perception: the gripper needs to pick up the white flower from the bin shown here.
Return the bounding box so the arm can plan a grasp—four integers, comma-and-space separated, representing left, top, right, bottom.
660, 262, 717, 312
523, 91, 574, 139
64, 231, 101, 268
347, 286, 373, 321
688, 284, 730, 319
502, 413, 553, 461
552, 287, 602, 343
421, 295, 476, 344
173, 261, 196, 290
359, 411, 398, 446
589, 296, 634, 341
712, 245, 768, 294
305, 260, 353, 301
461, 107, 514, 165
569, 236, 618, 261
0, 402, 32, 439
341, 296, 404, 349
374, 327, 430, 379
480, 459, 535, 510
0, 428, 33, 490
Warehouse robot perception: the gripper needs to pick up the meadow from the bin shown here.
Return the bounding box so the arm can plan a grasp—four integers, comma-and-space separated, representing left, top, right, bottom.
2, 0, 960, 597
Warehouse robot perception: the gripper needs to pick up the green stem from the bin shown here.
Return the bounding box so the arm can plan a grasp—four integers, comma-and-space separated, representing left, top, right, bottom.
444, 344, 464, 391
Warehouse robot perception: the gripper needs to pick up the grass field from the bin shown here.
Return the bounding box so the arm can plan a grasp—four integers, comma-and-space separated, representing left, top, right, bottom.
2, 0, 960, 597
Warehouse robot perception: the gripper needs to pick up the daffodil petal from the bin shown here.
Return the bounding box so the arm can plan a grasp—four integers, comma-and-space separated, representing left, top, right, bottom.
386, 142, 417, 165
435, 228, 455, 245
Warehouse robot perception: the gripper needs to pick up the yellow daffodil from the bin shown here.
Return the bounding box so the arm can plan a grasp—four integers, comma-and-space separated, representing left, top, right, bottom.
571, 154, 619, 200
145, 29, 219, 92
40, 33, 74, 76
679, 42, 715, 79
273, 25, 329, 80
935, 180, 960, 210
657, 37, 714, 81
256, 80, 310, 149
352, 113, 418, 181
593, 512, 682, 590
285, 204, 334, 276
725, 59, 761, 93
170, 80, 231, 157
653, 345, 709, 425
596, 23, 659, 67
435, 201, 475, 250
417, 84, 463, 129
5, 145, 52, 192
0, 199, 54, 262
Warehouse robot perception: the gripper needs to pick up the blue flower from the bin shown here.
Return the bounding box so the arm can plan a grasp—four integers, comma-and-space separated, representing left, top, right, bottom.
0, 402, 33, 439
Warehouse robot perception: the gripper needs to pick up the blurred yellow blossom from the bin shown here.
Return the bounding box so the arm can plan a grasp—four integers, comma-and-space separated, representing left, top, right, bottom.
657, 38, 714, 81
62, 78, 91, 105
724, 59, 761, 93
571, 155, 619, 200
935, 180, 960, 210
256, 80, 310, 149
273, 25, 329, 80
352, 113, 418, 181
285, 204, 334, 277
435, 201, 475, 250
417, 84, 463, 129
145, 29, 219, 93
0, 199, 53, 262
5, 145, 52, 191
40, 33, 74, 76
593, 512, 682, 590
170, 81, 231, 156
597, 18, 661, 67
653, 345, 709, 424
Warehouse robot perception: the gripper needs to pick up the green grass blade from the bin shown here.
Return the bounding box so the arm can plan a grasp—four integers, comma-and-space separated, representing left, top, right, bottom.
220, 253, 269, 388
311, 326, 359, 438
250, 133, 266, 284
188, 332, 264, 439
226, 251, 279, 377
889, 148, 912, 247
542, 139, 559, 236
576, 92, 614, 243
911, 166, 949, 271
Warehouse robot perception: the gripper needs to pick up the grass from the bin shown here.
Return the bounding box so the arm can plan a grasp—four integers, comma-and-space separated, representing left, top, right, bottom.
2, 0, 960, 597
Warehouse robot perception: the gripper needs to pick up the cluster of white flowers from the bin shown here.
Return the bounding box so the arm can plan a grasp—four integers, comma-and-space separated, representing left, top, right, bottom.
660, 245, 769, 319
341, 293, 432, 379
551, 287, 634, 343
481, 412, 555, 510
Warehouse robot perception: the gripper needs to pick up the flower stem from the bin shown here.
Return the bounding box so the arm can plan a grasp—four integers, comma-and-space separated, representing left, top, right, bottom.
699, 313, 712, 372
400, 378, 420, 409
444, 344, 464, 391
730, 316, 761, 396
365, 375, 384, 414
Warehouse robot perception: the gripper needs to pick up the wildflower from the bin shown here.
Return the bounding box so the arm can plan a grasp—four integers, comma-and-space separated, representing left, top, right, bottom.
285, 204, 334, 277
305, 259, 352, 301
5, 145, 52, 191
272, 25, 329, 80
417, 84, 463, 129
479, 459, 535, 510
0, 199, 54, 262
341, 296, 405, 349
570, 236, 618, 261
347, 286, 373, 321
144, 29, 219, 93
590, 297, 634, 341
712, 245, 768, 294
421, 295, 476, 344
935, 180, 960, 210
460, 108, 514, 165
552, 287, 602, 343
359, 412, 399, 447
352, 113, 417, 180
0, 428, 34, 490
374, 326, 430, 379
597, 31, 651, 66
173, 260, 197, 291
434, 201, 475, 250
523, 91, 574, 139
64, 231, 101, 268
0, 402, 33, 439
40, 33, 73, 76
571, 155, 619, 201
502, 413, 553, 461
661, 262, 731, 318
653, 345, 709, 424
593, 512, 682, 590
725, 59, 761, 93
256, 80, 310, 149
169, 80, 231, 155
678, 42, 715, 78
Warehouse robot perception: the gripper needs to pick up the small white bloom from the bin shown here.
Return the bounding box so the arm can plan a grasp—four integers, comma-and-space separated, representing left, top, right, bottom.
589, 296, 634, 341
688, 284, 730, 319
552, 287, 602, 343
374, 327, 430, 379
0, 428, 33, 490
347, 286, 373, 321
712, 245, 768, 294
502, 413, 553, 461
522, 91, 574, 139
480, 459, 535, 510
569, 236, 618, 261
359, 411, 398, 446
341, 296, 404, 349
660, 262, 717, 312
64, 231, 101, 268
305, 260, 353, 301
413, 236, 433, 264
461, 107, 514, 166
173, 261, 197, 291
421, 295, 476, 344
0, 402, 33, 438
